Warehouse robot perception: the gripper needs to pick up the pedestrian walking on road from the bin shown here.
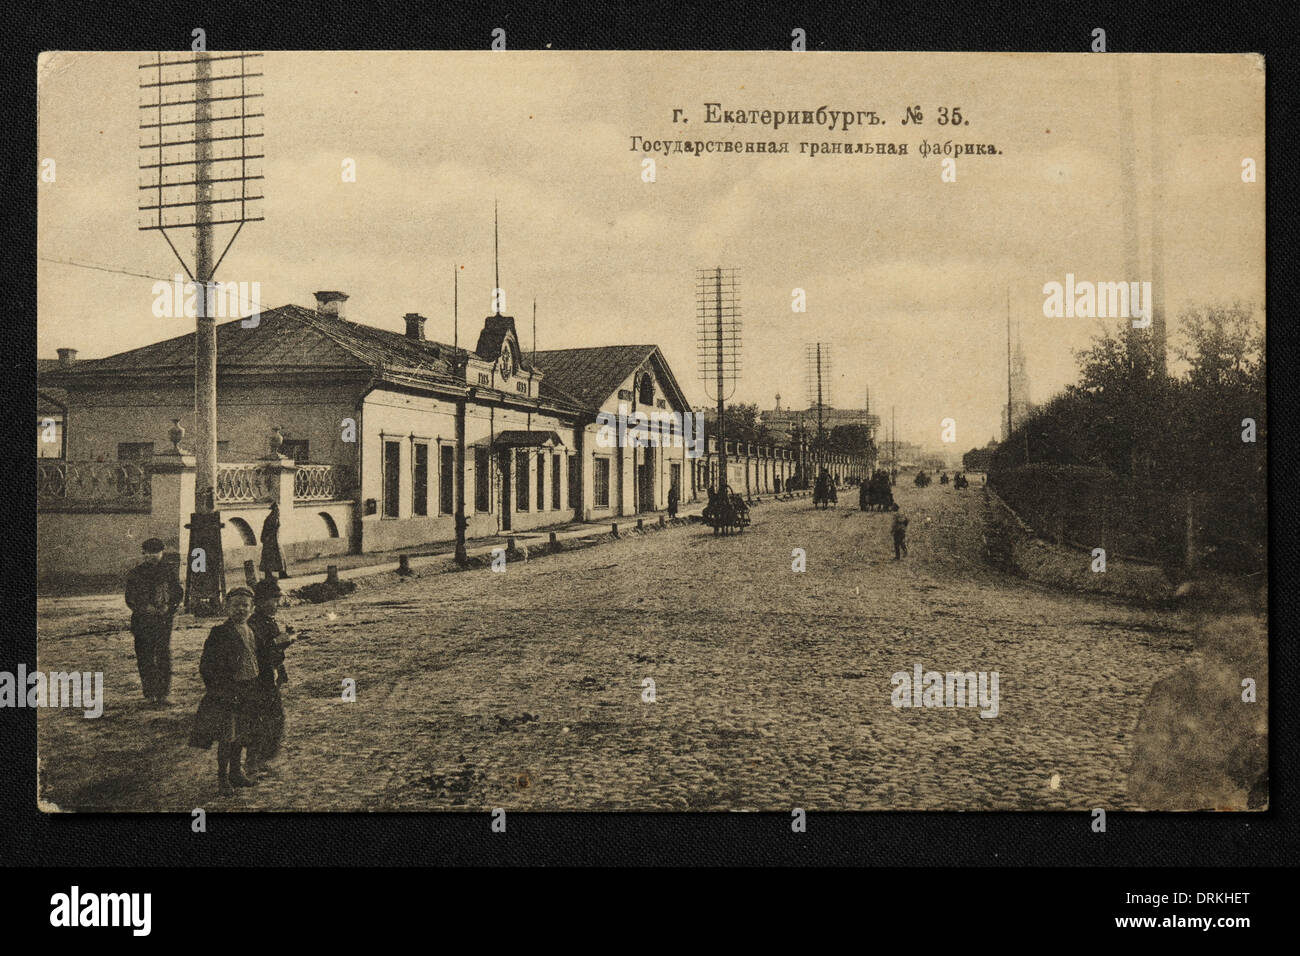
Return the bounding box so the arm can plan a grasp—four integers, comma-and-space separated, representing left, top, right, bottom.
124, 538, 184, 706
259, 501, 291, 579
248, 577, 294, 775
668, 479, 679, 518
189, 586, 264, 795
891, 511, 910, 560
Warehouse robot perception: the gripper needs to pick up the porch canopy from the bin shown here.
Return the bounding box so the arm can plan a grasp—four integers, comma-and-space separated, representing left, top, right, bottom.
476, 430, 566, 450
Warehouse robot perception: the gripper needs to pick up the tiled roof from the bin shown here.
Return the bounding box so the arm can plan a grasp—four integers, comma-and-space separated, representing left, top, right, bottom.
39, 304, 467, 387
530, 345, 657, 408
37, 360, 68, 410
490, 430, 565, 448
39, 307, 693, 419
531, 345, 691, 413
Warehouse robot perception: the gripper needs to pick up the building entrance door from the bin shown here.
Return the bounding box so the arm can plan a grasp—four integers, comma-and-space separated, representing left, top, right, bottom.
638, 446, 655, 512
498, 449, 511, 531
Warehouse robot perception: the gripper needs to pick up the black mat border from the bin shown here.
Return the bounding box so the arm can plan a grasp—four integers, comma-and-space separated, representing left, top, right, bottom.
2, 0, 1295, 866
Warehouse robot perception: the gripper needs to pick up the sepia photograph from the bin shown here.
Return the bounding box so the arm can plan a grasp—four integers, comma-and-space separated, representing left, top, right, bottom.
33, 50, 1265, 813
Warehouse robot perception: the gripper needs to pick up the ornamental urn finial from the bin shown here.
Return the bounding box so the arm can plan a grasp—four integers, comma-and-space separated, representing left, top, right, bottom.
168, 419, 185, 454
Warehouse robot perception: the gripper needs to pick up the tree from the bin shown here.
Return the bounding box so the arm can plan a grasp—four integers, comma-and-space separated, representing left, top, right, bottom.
703, 403, 772, 444
827, 424, 875, 458
1174, 303, 1263, 393
991, 303, 1266, 571
1065, 323, 1172, 477
1171, 303, 1265, 511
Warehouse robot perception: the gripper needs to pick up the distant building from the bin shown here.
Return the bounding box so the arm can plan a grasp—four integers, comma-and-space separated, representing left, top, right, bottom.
691, 398, 871, 492
886, 441, 925, 468
761, 393, 879, 446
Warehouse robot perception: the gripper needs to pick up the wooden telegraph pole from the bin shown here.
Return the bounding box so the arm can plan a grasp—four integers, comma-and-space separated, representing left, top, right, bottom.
139, 51, 264, 613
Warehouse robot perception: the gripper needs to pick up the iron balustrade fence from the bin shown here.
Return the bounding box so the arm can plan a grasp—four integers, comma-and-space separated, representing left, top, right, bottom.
37, 460, 151, 510
294, 464, 354, 501
216, 463, 355, 504
38, 457, 354, 524
215, 462, 273, 504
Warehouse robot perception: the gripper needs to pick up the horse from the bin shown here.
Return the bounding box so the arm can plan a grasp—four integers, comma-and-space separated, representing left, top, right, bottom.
813, 474, 837, 509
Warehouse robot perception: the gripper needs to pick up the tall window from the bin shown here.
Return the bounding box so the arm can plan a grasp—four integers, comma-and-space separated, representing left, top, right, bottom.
536, 449, 546, 511
516, 449, 530, 511
383, 440, 401, 518
568, 453, 580, 510
439, 445, 455, 515
412, 443, 429, 516
475, 447, 491, 512
593, 457, 610, 508
551, 454, 561, 510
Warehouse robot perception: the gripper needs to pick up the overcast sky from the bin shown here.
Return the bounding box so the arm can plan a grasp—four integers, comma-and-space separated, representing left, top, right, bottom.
38, 51, 1264, 449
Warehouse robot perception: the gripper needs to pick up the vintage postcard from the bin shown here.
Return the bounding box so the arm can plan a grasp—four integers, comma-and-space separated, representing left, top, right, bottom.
33, 51, 1265, 811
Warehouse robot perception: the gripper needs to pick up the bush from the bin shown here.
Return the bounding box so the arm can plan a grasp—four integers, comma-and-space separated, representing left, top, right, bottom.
990, 464, 1184, 569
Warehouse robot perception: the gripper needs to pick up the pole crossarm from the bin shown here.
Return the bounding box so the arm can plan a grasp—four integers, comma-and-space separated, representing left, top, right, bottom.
136, 50, 263, 613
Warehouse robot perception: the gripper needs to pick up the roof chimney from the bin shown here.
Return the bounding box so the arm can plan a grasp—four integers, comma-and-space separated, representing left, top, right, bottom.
314, 290, 349, 319
404, 312, 427, 341
57, 348, 77, 367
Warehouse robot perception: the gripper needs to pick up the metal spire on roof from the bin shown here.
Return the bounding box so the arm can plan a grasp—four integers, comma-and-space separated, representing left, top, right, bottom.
494, 199, 500, 314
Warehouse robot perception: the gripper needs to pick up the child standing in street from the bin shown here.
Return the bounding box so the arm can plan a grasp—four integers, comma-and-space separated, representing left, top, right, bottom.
248, 577, 294, 776
892, 509, 910, 560
188, 586, 263, 795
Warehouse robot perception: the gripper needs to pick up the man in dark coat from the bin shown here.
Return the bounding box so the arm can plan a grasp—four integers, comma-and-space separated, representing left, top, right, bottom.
891, 510, 910, 560
259, 501, 291, 579
248, 577, 294, 776
667, 479, 679, 519
124, 538, 184, 706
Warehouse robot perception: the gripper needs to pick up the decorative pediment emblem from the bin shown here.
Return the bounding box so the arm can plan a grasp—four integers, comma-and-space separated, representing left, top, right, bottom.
498, 339, 515, 380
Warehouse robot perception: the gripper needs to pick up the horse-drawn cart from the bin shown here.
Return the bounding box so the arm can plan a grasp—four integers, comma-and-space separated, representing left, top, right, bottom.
861, 469, 895, 511
703, 490, 751, 535
813, 473, 838, 509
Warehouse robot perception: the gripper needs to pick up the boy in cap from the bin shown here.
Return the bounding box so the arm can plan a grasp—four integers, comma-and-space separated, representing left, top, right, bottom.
189, 586, 263, 795
124, 538, 184, 706
247, 577, 294, 777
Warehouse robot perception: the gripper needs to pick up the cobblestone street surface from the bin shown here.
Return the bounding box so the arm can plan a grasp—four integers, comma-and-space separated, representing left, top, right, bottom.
37, 484, 1199, 811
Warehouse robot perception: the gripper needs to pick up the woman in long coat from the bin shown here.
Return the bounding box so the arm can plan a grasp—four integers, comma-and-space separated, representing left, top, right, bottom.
259, 501, 290, 579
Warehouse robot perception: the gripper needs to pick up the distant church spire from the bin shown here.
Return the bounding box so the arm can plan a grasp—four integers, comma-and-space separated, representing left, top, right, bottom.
1004, 319, 1033, 440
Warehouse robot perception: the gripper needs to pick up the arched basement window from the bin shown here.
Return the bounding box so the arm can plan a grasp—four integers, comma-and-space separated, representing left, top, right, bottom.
318, 512, 340, 538
227, 517, 257, 546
